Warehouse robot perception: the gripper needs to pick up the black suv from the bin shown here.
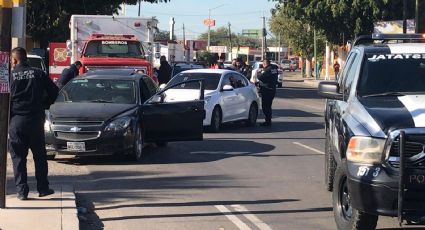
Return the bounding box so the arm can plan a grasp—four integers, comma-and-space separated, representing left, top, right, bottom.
319, 34, 425, 229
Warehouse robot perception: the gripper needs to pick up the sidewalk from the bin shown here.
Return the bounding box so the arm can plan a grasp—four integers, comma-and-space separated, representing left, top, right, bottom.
0, 184, 79, 230
283, 70, 332, 88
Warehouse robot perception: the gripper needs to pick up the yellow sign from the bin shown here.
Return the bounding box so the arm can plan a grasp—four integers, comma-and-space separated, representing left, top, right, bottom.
54, 48, 68, 62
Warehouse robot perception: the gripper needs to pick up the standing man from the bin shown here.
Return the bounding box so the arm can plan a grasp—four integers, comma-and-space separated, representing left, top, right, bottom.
57, 61, 82, 88
235, 58, 252, 80
157, 56, 172, 85
9, 47, 59, 200
258, 59, 278, 127
333, 61, 340, 78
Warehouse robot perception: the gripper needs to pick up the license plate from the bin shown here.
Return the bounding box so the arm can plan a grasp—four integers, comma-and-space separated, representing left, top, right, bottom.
405, 169, 425, 188
67, 142, 86, 152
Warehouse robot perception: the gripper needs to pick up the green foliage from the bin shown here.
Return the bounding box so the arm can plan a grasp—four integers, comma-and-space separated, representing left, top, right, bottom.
196, 51, 214, 66
26, 0, 169, 47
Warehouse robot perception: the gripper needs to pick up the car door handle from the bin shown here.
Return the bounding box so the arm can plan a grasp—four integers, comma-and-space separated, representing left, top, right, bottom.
190, 106, 199, 111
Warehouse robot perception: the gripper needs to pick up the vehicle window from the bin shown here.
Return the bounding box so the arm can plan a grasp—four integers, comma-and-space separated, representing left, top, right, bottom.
338, 53, 355, 90
27, 57, 44, 71
358, 53, 425, 96
172, 64, 205, 77
57, 79, 136, 104
84, 40, 144, 58
139, 80, 150, 103
168, 72, 221, 90
233, 74, 248, 88
342, 52, 361, 96
142, 77, 158, 96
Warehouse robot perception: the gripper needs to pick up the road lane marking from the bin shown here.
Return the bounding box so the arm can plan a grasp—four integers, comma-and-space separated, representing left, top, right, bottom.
215, 205, 252, 230
293, 142, 325, 155
231, 205, 273, 230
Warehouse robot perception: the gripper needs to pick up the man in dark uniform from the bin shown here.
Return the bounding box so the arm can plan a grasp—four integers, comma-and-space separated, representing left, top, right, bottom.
157, 56, 172, 85
257, 58, 278, 126
236, 58, 252, 80
57, 61, 82, 88
9, 47, 59, 200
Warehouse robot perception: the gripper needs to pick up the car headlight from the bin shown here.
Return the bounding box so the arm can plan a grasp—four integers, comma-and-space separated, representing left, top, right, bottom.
105, 117, 131, 132
346, 136, 386, 164
44, 119, 51, 132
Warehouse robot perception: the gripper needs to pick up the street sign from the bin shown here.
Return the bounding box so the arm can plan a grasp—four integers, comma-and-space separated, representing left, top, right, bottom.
242, 29, 261, 38
209, 46, 227, 53
203, 19, 216, 27
0, 52, 9, 94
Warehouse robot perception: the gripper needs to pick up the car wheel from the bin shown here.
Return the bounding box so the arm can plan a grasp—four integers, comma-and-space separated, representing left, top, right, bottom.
333, 161, 378, 230
209, 106, 222, 133
277, 82, 283, 88
246, 103, 258, 127
131, 126, 144, 162
325, 130, 337, 192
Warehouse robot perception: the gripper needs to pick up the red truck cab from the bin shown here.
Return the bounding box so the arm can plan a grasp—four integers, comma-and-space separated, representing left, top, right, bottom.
79, 34, 157, 83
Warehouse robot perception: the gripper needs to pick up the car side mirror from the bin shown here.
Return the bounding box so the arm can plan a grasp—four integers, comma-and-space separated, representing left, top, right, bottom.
318, 81, 343, 100
159, 84, 166, 90
222, 85, 234, 91
150, 94, 164, 104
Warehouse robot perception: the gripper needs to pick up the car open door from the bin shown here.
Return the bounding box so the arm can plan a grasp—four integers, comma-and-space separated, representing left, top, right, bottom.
142, 79, 205, 142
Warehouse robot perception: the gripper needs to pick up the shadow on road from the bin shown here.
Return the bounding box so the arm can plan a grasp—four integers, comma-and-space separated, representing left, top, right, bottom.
55, 139, 275, 165
272, 109, 322, 118
218, 121, 324, 134
277, 86, 321, 99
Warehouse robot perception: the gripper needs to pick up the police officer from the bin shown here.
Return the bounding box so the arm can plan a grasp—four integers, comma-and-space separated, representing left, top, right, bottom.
257, 58, 278, 126
235, 58, 252, 80
57, 61, 82, 88
9, 47, 59, 200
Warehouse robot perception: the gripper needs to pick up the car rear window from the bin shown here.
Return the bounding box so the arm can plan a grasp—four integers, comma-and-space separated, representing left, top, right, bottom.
172, 64, 205, 76
168, 72, 221, 90
27, 57, 44, 71
57, 79, 136, 104
358, 54, 425, 96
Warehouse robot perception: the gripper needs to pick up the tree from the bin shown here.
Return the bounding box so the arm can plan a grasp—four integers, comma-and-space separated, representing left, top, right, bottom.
26, 0, 169, 47
154, 30, 175, 41
198, 27, 235, 47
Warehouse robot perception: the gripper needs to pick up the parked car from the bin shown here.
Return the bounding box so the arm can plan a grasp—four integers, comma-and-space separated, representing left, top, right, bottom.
280, 59, 297, 72
27, 54, 47, 74
319, 33, 425, 229
170, 62, 206, 78
250, 61, 284, 88
162, 69, 260, 132
44, 69, 205, 161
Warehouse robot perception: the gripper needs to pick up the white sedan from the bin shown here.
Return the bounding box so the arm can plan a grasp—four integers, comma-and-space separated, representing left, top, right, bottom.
162, 69, 260, 132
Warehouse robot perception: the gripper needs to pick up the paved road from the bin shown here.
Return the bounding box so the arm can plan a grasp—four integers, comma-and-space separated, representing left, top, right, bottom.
6, 72, 416, 229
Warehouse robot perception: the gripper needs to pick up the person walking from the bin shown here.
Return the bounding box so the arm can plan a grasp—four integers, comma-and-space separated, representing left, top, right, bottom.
9, 47, 59, 200
333, 61, 340, 78
157, 56, 172, 85
57, 61, 82, 88
257, 58, 278, 127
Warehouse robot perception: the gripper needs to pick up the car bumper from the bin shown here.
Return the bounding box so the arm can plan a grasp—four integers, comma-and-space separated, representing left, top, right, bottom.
347, 162, 402, 217
45, 128, 135, 156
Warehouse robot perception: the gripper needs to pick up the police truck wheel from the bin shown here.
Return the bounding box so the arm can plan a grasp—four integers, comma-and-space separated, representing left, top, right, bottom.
333, 161, 378, 230
325, 130, 337, 192
209, 107, 222, 133
246, 103, 258, 127
131, 127, 144, 162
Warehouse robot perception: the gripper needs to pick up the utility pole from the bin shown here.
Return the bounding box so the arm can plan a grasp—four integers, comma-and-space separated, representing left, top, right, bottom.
403, 0, 407, 34
228, 22, 232, 61
183, 23, 187, 61
261, 16, 267, 59
0, 0, 13, 209
416, 0, 420, 33
208, 9, 211, 51
314, 29, 318, 79
138, 0, 141, 17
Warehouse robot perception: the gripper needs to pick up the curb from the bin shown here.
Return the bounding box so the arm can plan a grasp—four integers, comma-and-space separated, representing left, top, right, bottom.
61, 185, 79, 230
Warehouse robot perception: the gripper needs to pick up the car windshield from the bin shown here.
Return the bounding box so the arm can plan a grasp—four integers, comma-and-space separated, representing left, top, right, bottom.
27, 57, 44, 71
168, 72, 221, 90
84, 40, 144, 58
358, 54, 425, 96
56, 79, 136, 104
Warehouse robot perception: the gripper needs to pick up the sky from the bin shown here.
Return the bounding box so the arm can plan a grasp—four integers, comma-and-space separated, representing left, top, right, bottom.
124, 0, 277, 40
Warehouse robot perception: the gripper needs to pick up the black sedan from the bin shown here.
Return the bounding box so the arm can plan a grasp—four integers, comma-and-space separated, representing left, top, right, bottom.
44, 70, 205, 161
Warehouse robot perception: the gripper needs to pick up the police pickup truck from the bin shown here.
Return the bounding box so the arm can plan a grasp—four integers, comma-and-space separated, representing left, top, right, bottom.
319, 34, 425, 229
